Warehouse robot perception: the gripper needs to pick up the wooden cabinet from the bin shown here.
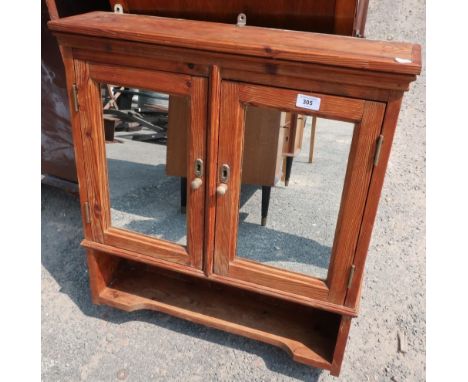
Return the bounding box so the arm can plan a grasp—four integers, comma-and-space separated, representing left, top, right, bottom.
109, 0, 364, 36
49, 11, 420, 376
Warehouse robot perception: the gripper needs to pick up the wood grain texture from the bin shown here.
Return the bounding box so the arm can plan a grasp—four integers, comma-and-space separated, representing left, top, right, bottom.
103, 228, 191, 265
344, 91, 404, 310
241, 107, 283, 186
86, 249, 120, 303
74, 47, 209, 77
186, 76, 208, 268
207, 275, 358, 316
327, 101, 386, 304
98, 256, 341, 370
213, 82, 386, 306
221, 68, 398, 103
213, 82, 244, 274
334, 0, 358, 35
58, 33, 417, 95
74, 59, 109, 243
330, 315, 352, 376
77, 62, 207, 269
204, 65, 221, 276
283, 113, 306, 157
238, 83, 365, 122
228, 260, 329, 301
52, 13, 421, 376
165, 96, 189, 176
309, 116, 318, 163
89, 63, 193, 96
82, 239, 205, 278
49, 12, 421, 75
45, 0, 59, 21
58, 48, 93, 240
82, 238, 357, 316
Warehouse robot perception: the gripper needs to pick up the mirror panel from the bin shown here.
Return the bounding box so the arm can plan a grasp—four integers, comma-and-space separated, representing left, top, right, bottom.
237, 106, 354, 280
101, 84, 189, 246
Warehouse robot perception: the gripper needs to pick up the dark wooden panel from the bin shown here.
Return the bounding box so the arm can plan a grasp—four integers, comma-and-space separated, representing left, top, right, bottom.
241, 107, 283, 186
42, 0, 111, 183
42, 0, 76, 181
334, 0, 357, 35
110, 0, 339, 34
166, 96, 189, 177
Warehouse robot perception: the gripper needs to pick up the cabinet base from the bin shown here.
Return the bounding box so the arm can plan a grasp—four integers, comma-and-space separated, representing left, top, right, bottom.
87, 249, 351, 376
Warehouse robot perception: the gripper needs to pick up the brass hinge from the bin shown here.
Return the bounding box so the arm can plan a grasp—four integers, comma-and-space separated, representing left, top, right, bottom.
347, 264, 356, 289
83, 202, 91, 224
373, 134, 384, 166
72, 84, 79, 112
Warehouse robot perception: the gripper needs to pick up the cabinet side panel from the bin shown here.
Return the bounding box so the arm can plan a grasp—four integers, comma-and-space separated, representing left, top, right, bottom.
86, 249, 120, 303
327, 101, 385, 303
330, 315, 352, 376
345, 92, 404, 309
74, 60, 110, 243
59, 48, 93, 239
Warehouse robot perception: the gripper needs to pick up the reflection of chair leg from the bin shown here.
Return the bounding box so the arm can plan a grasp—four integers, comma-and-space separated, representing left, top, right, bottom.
180, 177, 187, 214
285, 157, 294, 187
261, 186, 271, 227
116, 88, 133, 110
308, 116, 317, 163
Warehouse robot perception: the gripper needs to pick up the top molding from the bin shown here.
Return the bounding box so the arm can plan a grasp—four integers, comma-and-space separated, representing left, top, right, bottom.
49, 12, 421, 76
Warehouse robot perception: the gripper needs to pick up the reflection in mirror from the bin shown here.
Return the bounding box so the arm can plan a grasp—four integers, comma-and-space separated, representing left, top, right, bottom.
237, 106, 354, 279
101, 84, 188, 245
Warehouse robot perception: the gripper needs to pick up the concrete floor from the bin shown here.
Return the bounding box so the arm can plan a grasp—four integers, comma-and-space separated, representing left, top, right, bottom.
41, 0, 425, 380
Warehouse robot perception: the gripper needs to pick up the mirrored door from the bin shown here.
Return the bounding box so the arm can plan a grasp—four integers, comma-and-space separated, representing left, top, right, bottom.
213, 82, 385, 304
76, 63, 207, 269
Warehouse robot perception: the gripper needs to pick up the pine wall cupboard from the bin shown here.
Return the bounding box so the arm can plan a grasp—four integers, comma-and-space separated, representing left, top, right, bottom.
49, 11, 421, 376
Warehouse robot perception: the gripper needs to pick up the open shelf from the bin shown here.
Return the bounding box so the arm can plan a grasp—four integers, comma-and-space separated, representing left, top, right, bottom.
95, 254, 341, 370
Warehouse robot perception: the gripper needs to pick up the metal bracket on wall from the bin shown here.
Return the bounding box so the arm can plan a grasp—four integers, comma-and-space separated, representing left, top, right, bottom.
114, 4, 124, 14
237, 13, 247, 27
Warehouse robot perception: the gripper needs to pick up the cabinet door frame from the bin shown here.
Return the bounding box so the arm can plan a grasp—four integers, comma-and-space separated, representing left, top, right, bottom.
74, 61, 208, 269
213, 81, 385, 304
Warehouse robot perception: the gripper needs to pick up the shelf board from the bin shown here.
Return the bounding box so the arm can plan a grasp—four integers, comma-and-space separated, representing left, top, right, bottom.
98, 259, 340, 370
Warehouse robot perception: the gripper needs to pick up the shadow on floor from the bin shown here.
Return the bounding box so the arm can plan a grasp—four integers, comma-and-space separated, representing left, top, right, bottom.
41, 184, 323, 381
